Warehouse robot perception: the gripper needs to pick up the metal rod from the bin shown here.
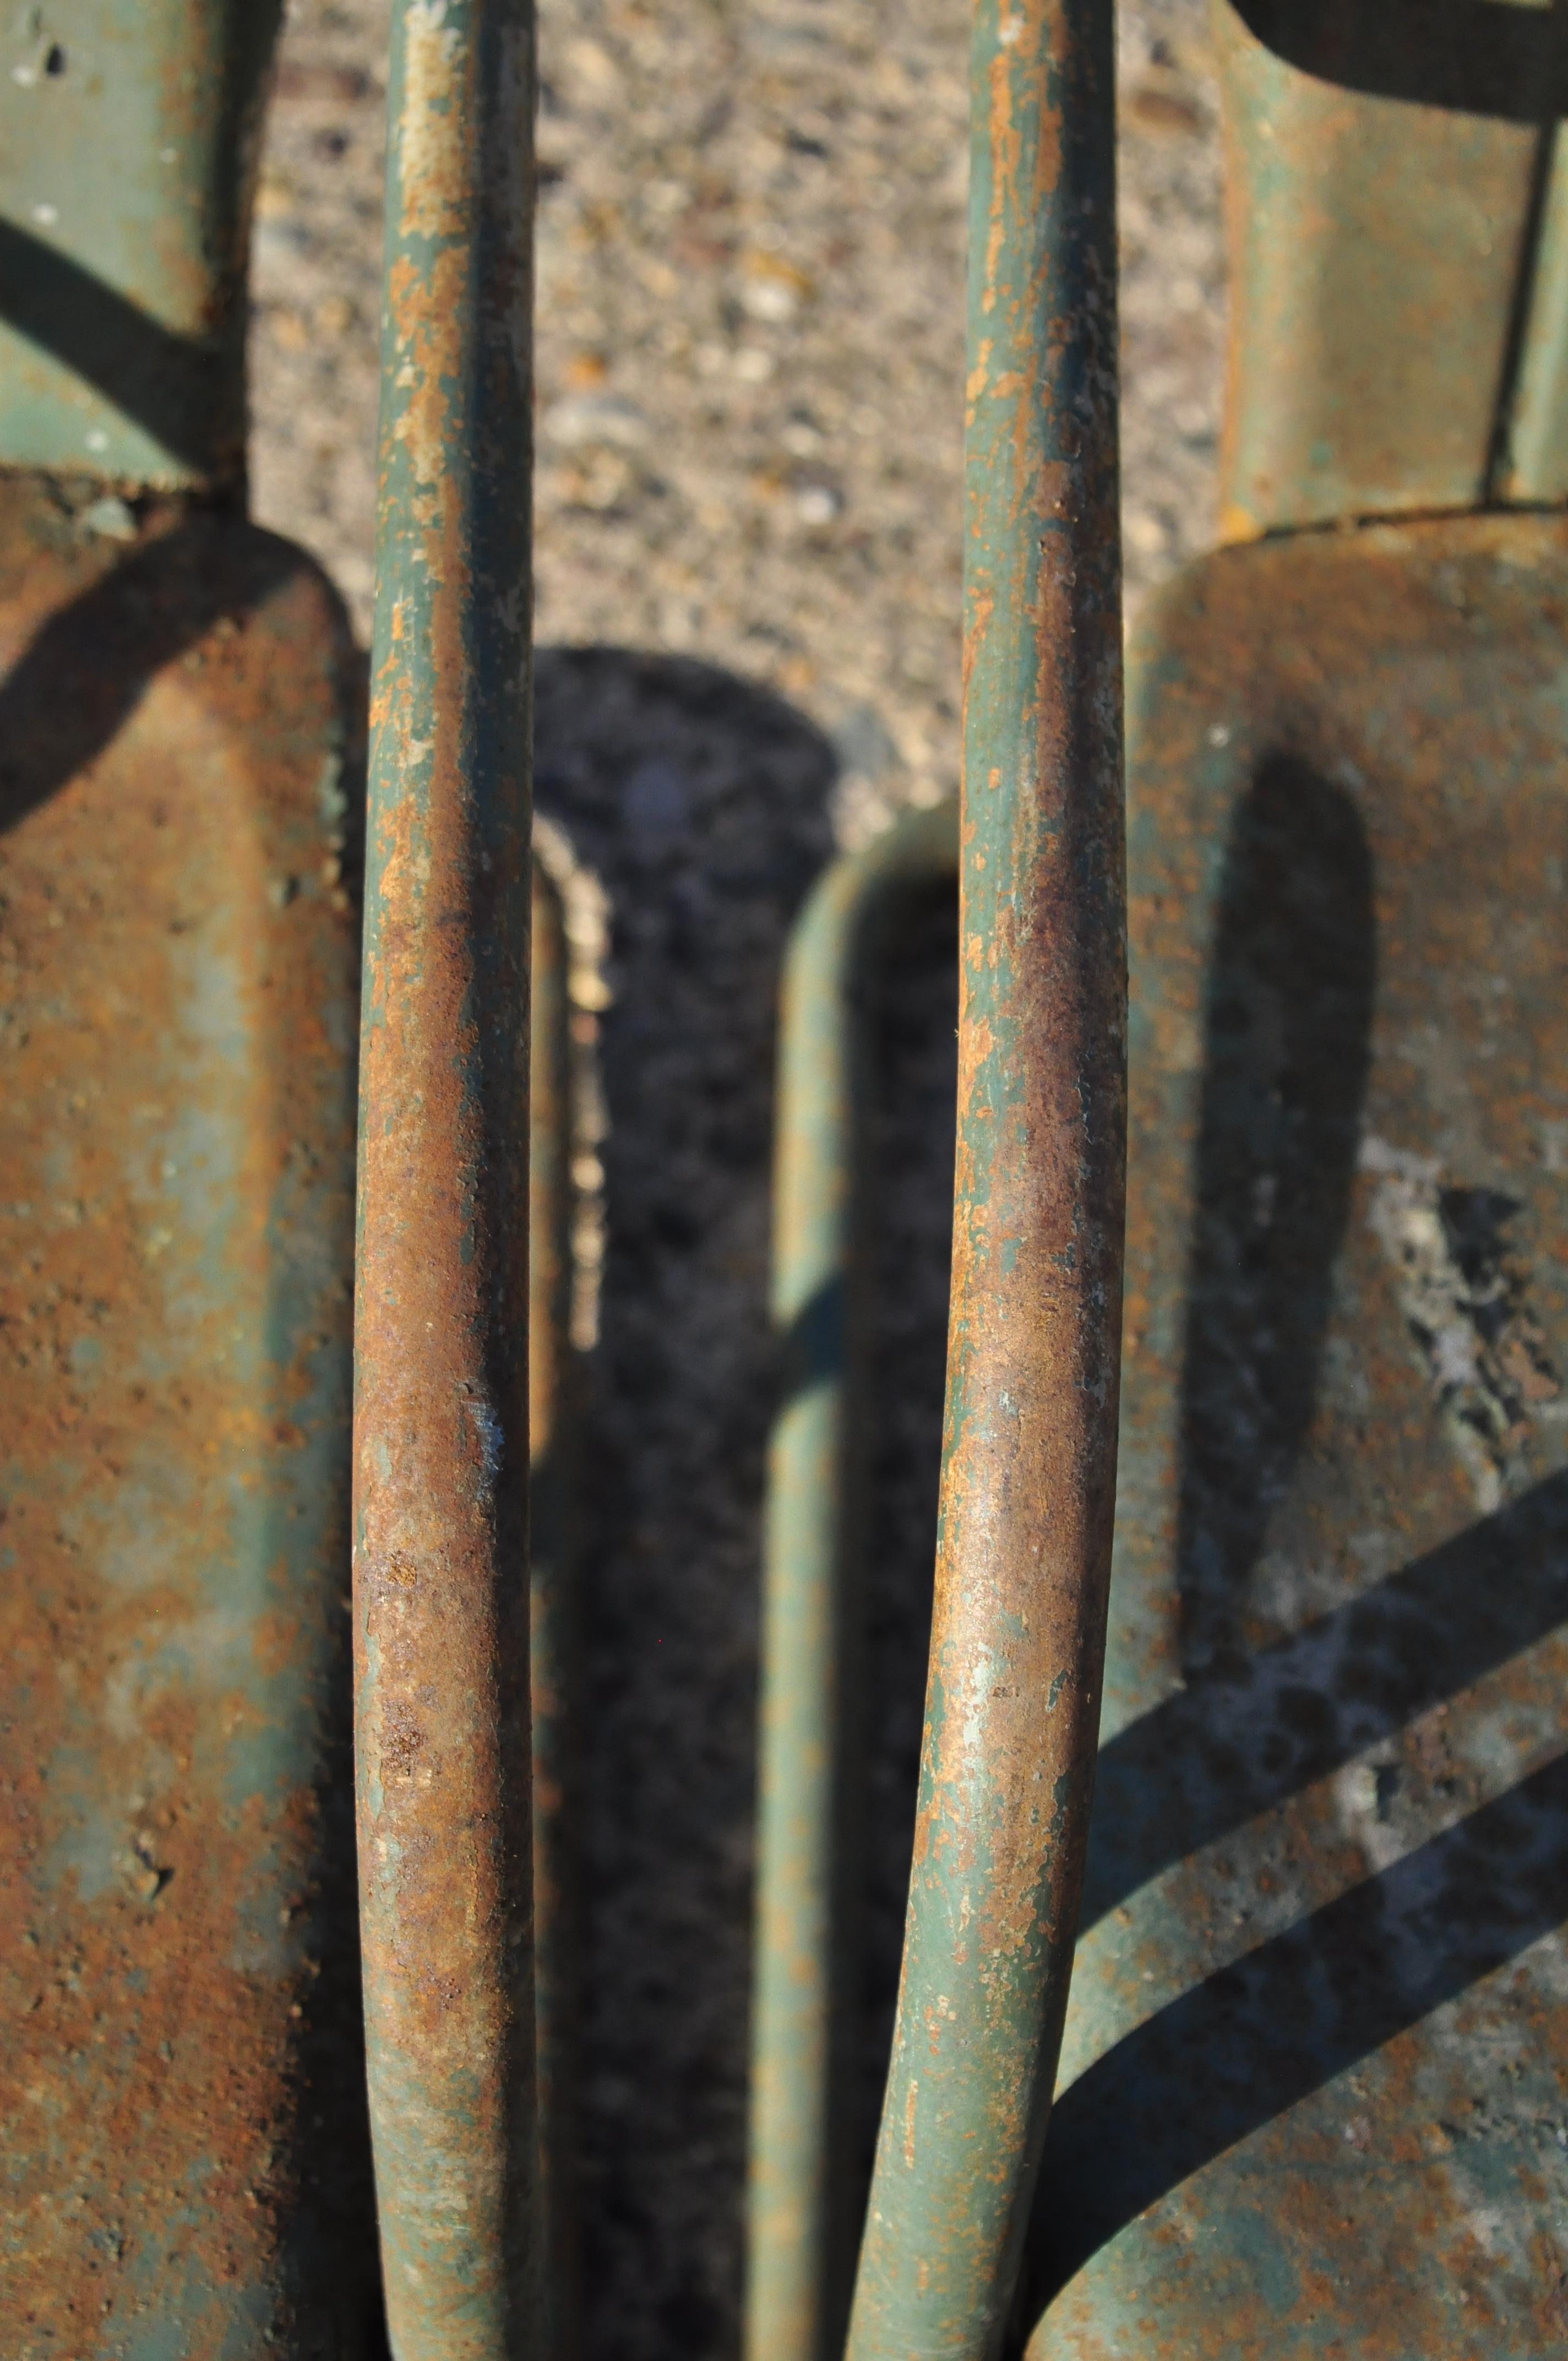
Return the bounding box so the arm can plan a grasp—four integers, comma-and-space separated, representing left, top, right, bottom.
745, 799, 959, 2361
355, 2, 538, 2354
843, 0, 1125, 2351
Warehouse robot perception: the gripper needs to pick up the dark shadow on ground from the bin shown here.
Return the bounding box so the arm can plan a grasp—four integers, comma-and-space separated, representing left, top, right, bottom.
536, 648, 956, 2361
535, 648, 835, 2361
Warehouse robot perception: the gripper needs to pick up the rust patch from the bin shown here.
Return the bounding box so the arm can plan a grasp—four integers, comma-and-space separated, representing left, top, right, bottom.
353, 2, 538, 2353
1025, 510, 1568, 2357
0, 473, 373, 2352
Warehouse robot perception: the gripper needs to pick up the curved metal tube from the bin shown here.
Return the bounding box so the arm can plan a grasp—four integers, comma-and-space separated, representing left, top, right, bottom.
354, 3, 538, 2355
845, 0, 1125, 2353
745, 798, 959, 2361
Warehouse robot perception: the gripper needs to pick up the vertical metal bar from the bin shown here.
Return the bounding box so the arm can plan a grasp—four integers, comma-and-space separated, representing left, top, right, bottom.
843, 0, 1124, 2352
355, 2, 538, 2355
745, 801, 958, 2361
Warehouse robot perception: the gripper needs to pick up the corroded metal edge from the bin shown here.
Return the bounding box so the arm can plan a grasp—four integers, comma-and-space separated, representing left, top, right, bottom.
1213, 0, 1568, 536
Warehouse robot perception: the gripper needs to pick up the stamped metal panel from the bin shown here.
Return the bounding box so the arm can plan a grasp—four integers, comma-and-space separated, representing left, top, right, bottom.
0, 2, 281, 491
0, 480, 373, 2354
1215, 0, 1546, 538
1022, 511, 1568, 2357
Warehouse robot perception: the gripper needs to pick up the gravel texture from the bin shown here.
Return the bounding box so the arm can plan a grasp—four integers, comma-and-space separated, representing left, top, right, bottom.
250, 4, 1227, 2355
252, 0, 1225, 786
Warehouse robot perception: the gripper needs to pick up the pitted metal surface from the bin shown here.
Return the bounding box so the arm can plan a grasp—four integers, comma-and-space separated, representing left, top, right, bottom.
1023, 511, 1568, 2357
0, 477, 374, 2355
353, 1, 538, 2353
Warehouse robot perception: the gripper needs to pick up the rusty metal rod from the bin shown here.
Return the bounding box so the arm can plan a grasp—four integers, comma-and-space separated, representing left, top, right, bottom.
354, 2, 538, 2354
843, 0, 1125, 2353
745, 799, 959, 2361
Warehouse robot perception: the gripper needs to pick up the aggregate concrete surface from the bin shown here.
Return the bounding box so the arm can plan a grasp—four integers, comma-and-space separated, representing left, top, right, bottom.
251, 2, 1227, 2353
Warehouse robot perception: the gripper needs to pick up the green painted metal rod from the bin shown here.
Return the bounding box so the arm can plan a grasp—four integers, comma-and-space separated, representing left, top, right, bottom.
745, 799, 959, 2361
354, 3, 538, 2357
845, 0, 1125, 2353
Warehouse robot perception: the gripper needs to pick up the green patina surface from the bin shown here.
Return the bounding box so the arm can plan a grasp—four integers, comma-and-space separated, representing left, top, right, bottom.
1026, 510, 1568, 2360
746, 800, 957, 2361
1013, 18, 1568, 2352
0, 2, 378, 2347
0, 1, 281, 490
0, 492, 375, 2354
1217, 0, 1568, 534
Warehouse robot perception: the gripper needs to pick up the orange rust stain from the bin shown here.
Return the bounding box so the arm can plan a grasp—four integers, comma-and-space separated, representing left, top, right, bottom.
0, 477, 369, 2346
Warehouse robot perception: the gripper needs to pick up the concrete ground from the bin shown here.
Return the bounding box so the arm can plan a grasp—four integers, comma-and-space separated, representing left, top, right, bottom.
250, 4, 1227, 2354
